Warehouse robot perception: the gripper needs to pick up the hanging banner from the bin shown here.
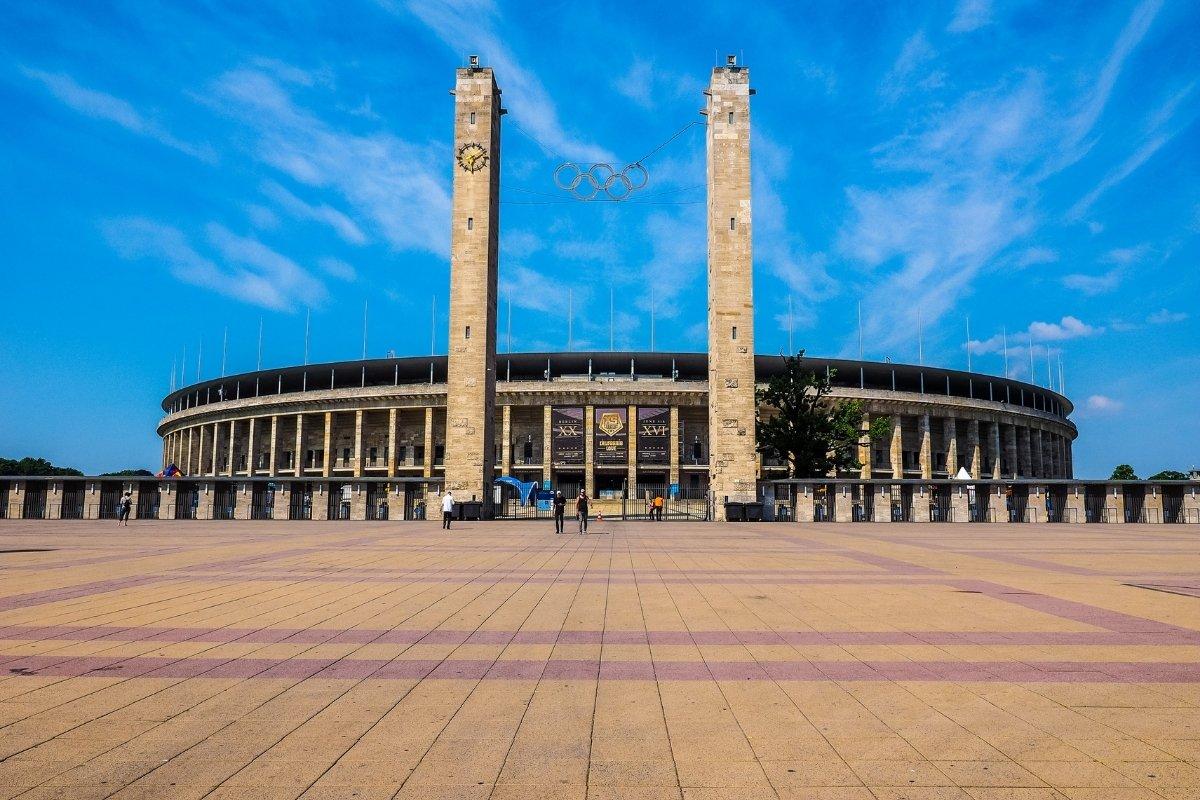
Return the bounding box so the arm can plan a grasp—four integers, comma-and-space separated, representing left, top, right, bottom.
594, 407, 628, 465
637, 407, 670, 465
550, 407, 585, 465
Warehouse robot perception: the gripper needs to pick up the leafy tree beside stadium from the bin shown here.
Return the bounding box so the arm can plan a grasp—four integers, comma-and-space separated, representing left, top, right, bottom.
1110, 464, 1138, 480
0, 457, 83, 476
1147, 469, 1189, 480
756, 352, 892, 478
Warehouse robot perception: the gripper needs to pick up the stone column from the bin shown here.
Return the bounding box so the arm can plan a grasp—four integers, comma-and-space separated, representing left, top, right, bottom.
951, 484, 970, 523
1064, 484, 1086, 524
353, 410, 364, 478
669, 406, 681, 490
500, 404, 512, 476
944, 417, 958, 476
387, 408, 398, 479
794, 484, 815, 523
705, 56, 758, 516
834, 484, 853, 522
423, 407, 434, 479
322, 411, 333, 477
226, 420, 236, 476
246, 418, 257, 476
234, 482, 252, 520
1018, 427, 1032, 477
627, 404, 638, 496
1032, 428, 1044, 480
444, 60, 501, 512
1109, 483, 1125, 524
1003, 424, 1017, 479
350, 483, 367, 521
185, 428, 195, 475
1144, 484, 1165, 523
268, 415, 278, 477
890, 414, 903, 479
312, 483, 329, 521
967, 419, 981, 479
273, 482, 291, 520
294, 413, 304, 476
197, 482, 215, 520
918, 414, 932, 480
584, 404, 595, 499
197, 424, 208, 477
210, 422, 219, 476
858, 412, 871, 479
873, 484, 892, 522
989, 422, 1002, 480
542, 404, 553, 486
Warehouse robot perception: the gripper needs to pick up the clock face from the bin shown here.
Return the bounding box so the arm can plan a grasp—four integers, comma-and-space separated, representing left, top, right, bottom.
456, 142, 488, 172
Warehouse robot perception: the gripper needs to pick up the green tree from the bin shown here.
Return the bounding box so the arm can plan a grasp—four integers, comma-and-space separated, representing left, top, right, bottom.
756, 352, 892, 478
0, 457, 83, 476
100, 469, 154, 477
1147, 469, 1188, 481
1110, 464, 1138, 480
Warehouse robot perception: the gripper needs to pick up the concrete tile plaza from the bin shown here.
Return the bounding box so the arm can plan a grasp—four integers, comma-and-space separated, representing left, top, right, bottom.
1, 520, 1199, 799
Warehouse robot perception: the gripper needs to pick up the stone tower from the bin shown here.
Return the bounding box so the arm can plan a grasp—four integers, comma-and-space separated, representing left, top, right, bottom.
444, 57, 501, 512
706, 56, 758, 518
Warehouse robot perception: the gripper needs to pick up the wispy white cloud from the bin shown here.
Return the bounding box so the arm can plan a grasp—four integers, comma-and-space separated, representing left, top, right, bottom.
211, 66, 449, 255
969, 315, 1102, 355
948, 0, 993, 33
101, 217, 326, 310
318, 257, 357, 282
1148, 308, 1187, 324
613, 59, 702, 110
397, 0, 612, 162
1016, 246, 1058, 267
261, 181, 366, 245
880, 31, 944, 103
1062, 268, 1122, 295
1085, 394, 1124, 413
21, 66, 217, 163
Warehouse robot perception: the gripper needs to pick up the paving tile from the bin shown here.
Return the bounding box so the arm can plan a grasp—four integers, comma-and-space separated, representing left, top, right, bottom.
0, 519, 1197, 797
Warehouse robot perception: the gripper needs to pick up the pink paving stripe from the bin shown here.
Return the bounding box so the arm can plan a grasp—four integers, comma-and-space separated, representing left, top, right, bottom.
3, 625, 1199, 646
0, 576, 170, 611
6, 654, 1200, 682
161, 572, 939, 584
958, 580, 1192, 634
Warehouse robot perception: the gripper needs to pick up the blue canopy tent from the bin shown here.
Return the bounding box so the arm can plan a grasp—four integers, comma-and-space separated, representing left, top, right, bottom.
494, 476, 538, 506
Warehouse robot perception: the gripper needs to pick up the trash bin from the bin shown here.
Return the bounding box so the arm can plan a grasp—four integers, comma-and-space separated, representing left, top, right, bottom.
744, 502, 763, 522
724, 502, 745, 522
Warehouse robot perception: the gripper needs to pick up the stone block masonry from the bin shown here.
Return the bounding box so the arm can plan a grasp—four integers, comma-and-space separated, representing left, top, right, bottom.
444, 62, 501, 511
706, 57, 758, 516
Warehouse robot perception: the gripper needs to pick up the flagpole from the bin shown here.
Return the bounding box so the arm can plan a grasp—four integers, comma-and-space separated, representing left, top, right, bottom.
917, 308, 923, 365
362, 300, 368, 360
221, 327, 228, 377
1002, 326, 1009, 377
609, 287, 614, 351
1028, 336, 1035, 383
304, 308, 311, 365
787, 296, 794, 355
256, 317, 263, 371
857, 301, 863, 360
568, 289, 573, 350
430, 296, 435, 356
965, 315, 971, 372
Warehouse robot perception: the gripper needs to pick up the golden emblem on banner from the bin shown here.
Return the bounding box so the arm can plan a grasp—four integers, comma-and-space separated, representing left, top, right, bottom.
598, 412, 624, 437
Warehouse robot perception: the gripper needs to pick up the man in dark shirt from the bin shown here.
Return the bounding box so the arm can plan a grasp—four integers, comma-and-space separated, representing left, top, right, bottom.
552, 491, 566, 533
576, 491, 589, 535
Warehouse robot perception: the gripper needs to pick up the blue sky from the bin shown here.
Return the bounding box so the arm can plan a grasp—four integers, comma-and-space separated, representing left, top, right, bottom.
0, 0, 1197, 477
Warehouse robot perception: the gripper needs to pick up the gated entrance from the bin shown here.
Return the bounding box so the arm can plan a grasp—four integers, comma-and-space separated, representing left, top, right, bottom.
1123, 485, 1145, 523
893, 484, 914, 522
1084, 484, 1107, 523
402, 484, 425, 520
328, 482, 350, 520
1007, 484, 1030, 522
0, 481, 7, 518
851, 484, 874, 522
137, 482, 160, 519
969, 485, 990, 522
250, 483, 274, 520
175, 482, 199, 519
366, 483, 389, 520
1163, 486, 1185, 523
289, 482, 313, 520
812, 484, 835, 521
99, 481, 123, 519
22, 482, 47, 519
930, 485, 952, 522
213, 482, 236, 520
61, 481, 85, 519
1046, 485, 1067, 522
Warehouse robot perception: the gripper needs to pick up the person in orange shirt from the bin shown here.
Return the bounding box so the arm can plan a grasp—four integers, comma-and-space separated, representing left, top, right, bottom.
653, 493, 664, 522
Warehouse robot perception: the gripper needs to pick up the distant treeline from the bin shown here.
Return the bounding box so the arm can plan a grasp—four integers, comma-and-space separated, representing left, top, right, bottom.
0, 457, 152, 477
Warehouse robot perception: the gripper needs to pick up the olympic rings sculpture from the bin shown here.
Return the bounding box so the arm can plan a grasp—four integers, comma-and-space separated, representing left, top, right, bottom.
553, 162, 649, 201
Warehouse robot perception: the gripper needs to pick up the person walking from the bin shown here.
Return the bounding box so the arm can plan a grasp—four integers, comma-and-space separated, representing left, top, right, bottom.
553, 490, 566, 534
441, 491, 454, 530
576, 490, 589, 535
653, 492, 664, 522
118, 491, 132, 527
